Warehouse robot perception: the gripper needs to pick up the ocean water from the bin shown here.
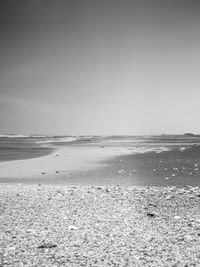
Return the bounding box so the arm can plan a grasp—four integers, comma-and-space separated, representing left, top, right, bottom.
0, 135, 78, 162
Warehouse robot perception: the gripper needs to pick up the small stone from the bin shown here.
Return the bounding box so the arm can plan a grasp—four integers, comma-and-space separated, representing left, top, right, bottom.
148, 203, 157, 207
184, 235, 193, 242
172, 174, 176, 177
26, 229, 36, 234
165, 177, 169, 180
68, 225, 78, 230
147, 212, 155, 217
7, 247, 15, 251
38, 243, 57, 249
195, 219, 200, 224
166, 195, 173, 200
174, 216, 181, 220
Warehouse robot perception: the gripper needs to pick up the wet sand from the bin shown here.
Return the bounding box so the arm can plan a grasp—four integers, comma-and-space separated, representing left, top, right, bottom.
84, 144, 200, 187
0, 144, 133, 184
1, 137, 200, 187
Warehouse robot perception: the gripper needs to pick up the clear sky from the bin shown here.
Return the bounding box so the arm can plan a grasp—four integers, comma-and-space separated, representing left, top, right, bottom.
1, 0, 200, 135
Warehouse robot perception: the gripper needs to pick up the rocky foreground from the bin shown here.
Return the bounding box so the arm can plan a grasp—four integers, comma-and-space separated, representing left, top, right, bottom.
1, 185, 200, 266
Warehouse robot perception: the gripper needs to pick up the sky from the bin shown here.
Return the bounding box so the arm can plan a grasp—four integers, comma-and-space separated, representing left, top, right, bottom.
1, 0, 200, 135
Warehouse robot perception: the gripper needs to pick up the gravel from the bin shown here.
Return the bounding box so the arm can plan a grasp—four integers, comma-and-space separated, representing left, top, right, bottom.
1, 184, 200, 266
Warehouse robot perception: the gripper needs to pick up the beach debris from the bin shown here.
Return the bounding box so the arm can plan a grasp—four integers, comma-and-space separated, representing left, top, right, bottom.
148, 203, 157, 207
68, 225, 78, 230
56, 189, 64, 196
172, 174, 176, 177
38, 243, 57, 249
165, 177, 169, 180
194, 168, 199, 171
153, 169, 156, 172
166, 195, 174, 200
118, 169, 125, 173
26, 229, 36, 234
164, 168, 168, 171
147, 212, 155, 217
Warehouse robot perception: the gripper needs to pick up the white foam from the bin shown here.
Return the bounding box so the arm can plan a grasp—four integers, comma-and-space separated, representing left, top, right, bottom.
0, 134, 29, 138
36, 137, 78, 144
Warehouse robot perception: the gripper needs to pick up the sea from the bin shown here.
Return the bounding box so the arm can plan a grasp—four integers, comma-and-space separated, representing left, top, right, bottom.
0, 134, 78, 162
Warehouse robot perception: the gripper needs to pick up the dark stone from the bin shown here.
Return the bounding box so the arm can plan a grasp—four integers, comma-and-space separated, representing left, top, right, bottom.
38, 243, 57, 249
147, 212, 155, 217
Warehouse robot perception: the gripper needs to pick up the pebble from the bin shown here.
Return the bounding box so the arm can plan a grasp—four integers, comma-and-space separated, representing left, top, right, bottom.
68, 225, 78, 230
174, 216, 181, 220
147, 212, 155, 217
184, 235, 193, 242
38, 243, 57, 249
1, 185, 200, 266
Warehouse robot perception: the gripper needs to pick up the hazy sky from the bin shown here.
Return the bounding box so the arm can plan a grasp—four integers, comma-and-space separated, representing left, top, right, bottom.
1, 0, 200, 135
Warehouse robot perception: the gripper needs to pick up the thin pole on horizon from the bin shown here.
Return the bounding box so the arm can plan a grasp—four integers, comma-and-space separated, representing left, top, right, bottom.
150, 124, 153, 136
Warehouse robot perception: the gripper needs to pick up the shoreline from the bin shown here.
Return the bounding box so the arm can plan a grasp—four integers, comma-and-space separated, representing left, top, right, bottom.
0, 144, 133, 184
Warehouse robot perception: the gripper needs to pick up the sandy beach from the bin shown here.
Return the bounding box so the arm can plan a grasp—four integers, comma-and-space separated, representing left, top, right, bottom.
0, 141, 134, 184
1, 137, 200, 266
1, 184, 200, 266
